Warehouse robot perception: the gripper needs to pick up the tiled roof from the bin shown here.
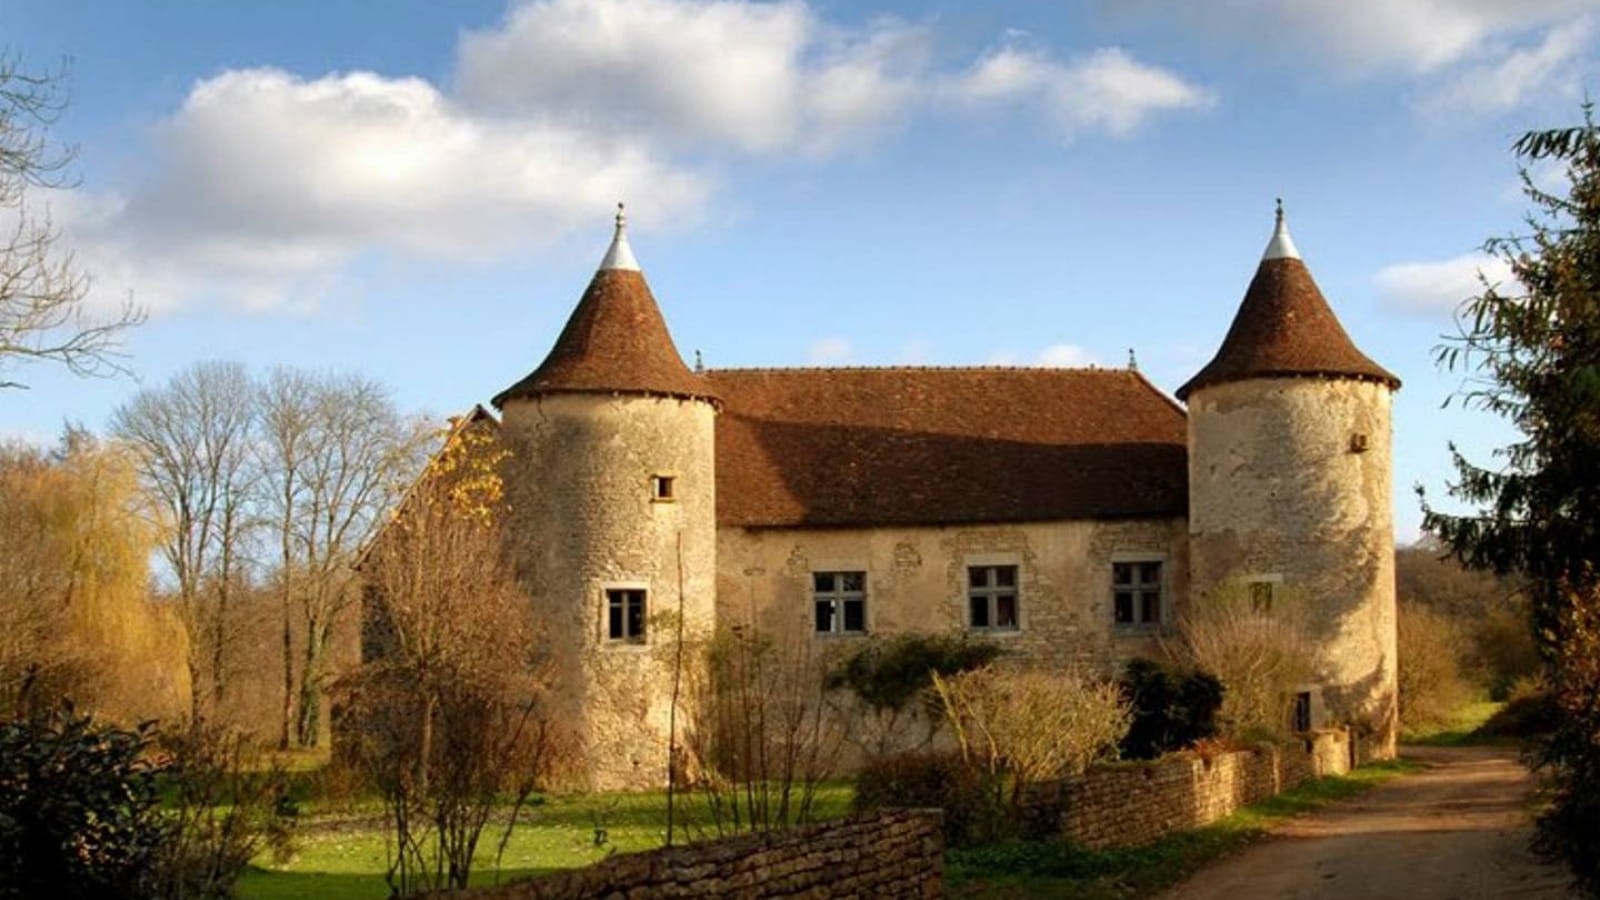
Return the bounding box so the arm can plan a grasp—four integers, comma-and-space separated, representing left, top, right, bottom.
1177, 257, 1400, 400
492, 269, 718, 408
706, 367, 1188, 528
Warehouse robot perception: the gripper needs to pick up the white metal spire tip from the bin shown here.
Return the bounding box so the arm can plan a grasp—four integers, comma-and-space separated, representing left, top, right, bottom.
599, 202, 640, 272
1262, 197, 1301, 261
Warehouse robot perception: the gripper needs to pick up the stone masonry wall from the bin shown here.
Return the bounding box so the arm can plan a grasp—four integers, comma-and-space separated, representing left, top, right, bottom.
1022, 729, 1352, 849
1188, 377, 1399, 756
423, 809, 943, 900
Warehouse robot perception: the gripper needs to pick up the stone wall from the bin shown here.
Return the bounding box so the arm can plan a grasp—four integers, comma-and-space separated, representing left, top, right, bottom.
1187, 377, 1399, 756
424, 809, 943, 900
1022, 729, 1353, 849
500, 393, 719, 790
717, 517, 1189, 677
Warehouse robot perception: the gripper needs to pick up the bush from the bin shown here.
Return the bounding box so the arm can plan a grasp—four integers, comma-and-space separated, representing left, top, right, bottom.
932, 666, 1130, 807
853, 750, 1005, 846
0, 706, 168, 900
1120, 658, 1224, 760
1397, 603, 1473, 730
1478, 688, 1560, 739
1171, 579, 1315, 739
824, 632, 1004, 754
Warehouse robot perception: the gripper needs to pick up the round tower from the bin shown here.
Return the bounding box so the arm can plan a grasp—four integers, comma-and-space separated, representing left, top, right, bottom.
1178, 203, 1402, 759
492, 207, 718, 789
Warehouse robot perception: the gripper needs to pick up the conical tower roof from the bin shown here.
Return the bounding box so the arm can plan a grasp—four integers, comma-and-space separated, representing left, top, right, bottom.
492, 206, 718, 408
1176, 203, 1399, 401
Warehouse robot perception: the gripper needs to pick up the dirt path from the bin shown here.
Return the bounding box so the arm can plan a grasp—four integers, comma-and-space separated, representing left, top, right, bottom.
1155, 746, 1577, 900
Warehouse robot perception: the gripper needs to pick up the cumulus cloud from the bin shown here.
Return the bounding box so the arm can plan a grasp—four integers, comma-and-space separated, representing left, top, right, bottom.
457, 0, 930, 156
1113, 0, 1597, 74
988, 344, 1102, 367
806, 336, 854, 364
1375, 252, 1516, 314
1419, 17, 1593, 116
53, 0, 1212, 313
947, 45, 1214, 138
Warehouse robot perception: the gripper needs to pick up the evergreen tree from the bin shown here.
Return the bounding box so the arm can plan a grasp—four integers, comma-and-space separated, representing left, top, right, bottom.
1423, 104, 1600, 895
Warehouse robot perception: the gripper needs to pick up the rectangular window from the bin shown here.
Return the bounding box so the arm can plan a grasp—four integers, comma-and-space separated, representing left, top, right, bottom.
606, 588, 647, 643
968, 565, 1020, 632
1113, 560, 1163, 626
813, 571, 866, 634
650, 475, 676, 502
1294, 691, 1314, 732
1249, 580, 1275, 613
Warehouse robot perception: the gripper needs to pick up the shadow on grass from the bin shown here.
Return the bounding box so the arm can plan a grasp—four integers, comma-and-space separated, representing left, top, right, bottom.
238, 865, 562, 900
947, 759, 1424, 900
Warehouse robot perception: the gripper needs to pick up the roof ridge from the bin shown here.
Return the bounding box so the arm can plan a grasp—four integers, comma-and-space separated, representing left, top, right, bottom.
707, 364, 1126, 374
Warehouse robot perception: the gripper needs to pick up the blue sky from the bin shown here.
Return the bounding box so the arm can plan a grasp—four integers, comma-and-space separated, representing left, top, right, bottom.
3, 0, 1596, 541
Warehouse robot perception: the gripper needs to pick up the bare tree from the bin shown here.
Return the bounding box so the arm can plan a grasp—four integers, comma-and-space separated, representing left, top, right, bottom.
0, 53, 141, 389
341, 417, 565, 896
112, 361, 260, 721
258, 367, 411, 748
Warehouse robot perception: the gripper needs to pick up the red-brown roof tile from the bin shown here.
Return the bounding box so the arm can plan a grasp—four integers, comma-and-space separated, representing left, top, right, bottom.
492, 269, 717, 407
1177, 257, 1400, 400
707, 367, 1188, 528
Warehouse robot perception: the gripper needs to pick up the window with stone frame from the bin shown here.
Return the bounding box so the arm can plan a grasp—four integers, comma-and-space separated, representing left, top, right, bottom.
968, 564, 1020, 631
1248, 579, 1276, 613
606, 588, 647, 643
1113, 560, 1163, 627
813, 571, 866, 634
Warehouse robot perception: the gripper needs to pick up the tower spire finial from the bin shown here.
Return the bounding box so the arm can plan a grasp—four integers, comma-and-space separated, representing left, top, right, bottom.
1262, 196, 1300, 261
599, 201, 640, 271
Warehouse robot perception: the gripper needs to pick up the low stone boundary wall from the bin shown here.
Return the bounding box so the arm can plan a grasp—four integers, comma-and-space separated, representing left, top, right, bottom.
1023, 729, 1354, 849
427, 808, 943, 900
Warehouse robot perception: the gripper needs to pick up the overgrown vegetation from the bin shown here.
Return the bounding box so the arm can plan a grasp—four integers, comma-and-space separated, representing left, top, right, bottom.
1118, 659, 1223, 760
1168, 579, 1313, 739
823, 632, 1004, 755
1421, 106, 1600, 896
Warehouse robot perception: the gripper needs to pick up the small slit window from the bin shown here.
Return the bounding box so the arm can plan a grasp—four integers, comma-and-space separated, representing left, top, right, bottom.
650, 475, 676, 502
606, 588, 647, 643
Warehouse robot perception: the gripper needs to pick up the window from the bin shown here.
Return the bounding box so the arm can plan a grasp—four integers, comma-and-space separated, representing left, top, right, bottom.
968, 565, 1019, 631
1113, 560, 1163, 626
1249, 580, 1275, 613
606, 588, 647, 643
650, 475, 676, 502
813, 571, 866, 634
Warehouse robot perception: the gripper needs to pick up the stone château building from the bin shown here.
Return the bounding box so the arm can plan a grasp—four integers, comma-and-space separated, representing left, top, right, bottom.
393, 204, 1401, 789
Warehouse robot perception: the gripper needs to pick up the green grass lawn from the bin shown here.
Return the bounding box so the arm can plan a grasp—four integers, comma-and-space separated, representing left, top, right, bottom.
1402, 700, 1510, 747
946, 759, 1425, 900
238, 785, 854, 900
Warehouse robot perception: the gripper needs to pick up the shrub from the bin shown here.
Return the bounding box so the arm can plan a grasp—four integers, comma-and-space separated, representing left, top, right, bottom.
932, 666, 1131, 807
1397, 603, 1473, 730
853, 750, 1005, 846
1119, 658, 1224, 760
0, 706, 168, 900
1170, 579, 1315, 739
1478, 687, 1560, 739
824, 633, 1005, 754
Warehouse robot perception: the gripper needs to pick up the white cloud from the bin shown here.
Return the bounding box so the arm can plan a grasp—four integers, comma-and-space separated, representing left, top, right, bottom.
457, 0, 930, 156
948, 46, 1214, 138
988, 344, 1102, 367
49, 0, 1212, 314
1375, 252, 1516, 314
59, 68, 711, 312
1419, 17, 1593, 116
1035, 343, 1100, 367
807, 336, 854, 363
1113, 0, 1597, 75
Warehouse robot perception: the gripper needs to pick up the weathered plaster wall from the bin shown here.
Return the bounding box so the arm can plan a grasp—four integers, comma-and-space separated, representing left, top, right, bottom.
500, 393, 717, 790
1187, 377, 1398, 754
717, 517, 1188, 675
